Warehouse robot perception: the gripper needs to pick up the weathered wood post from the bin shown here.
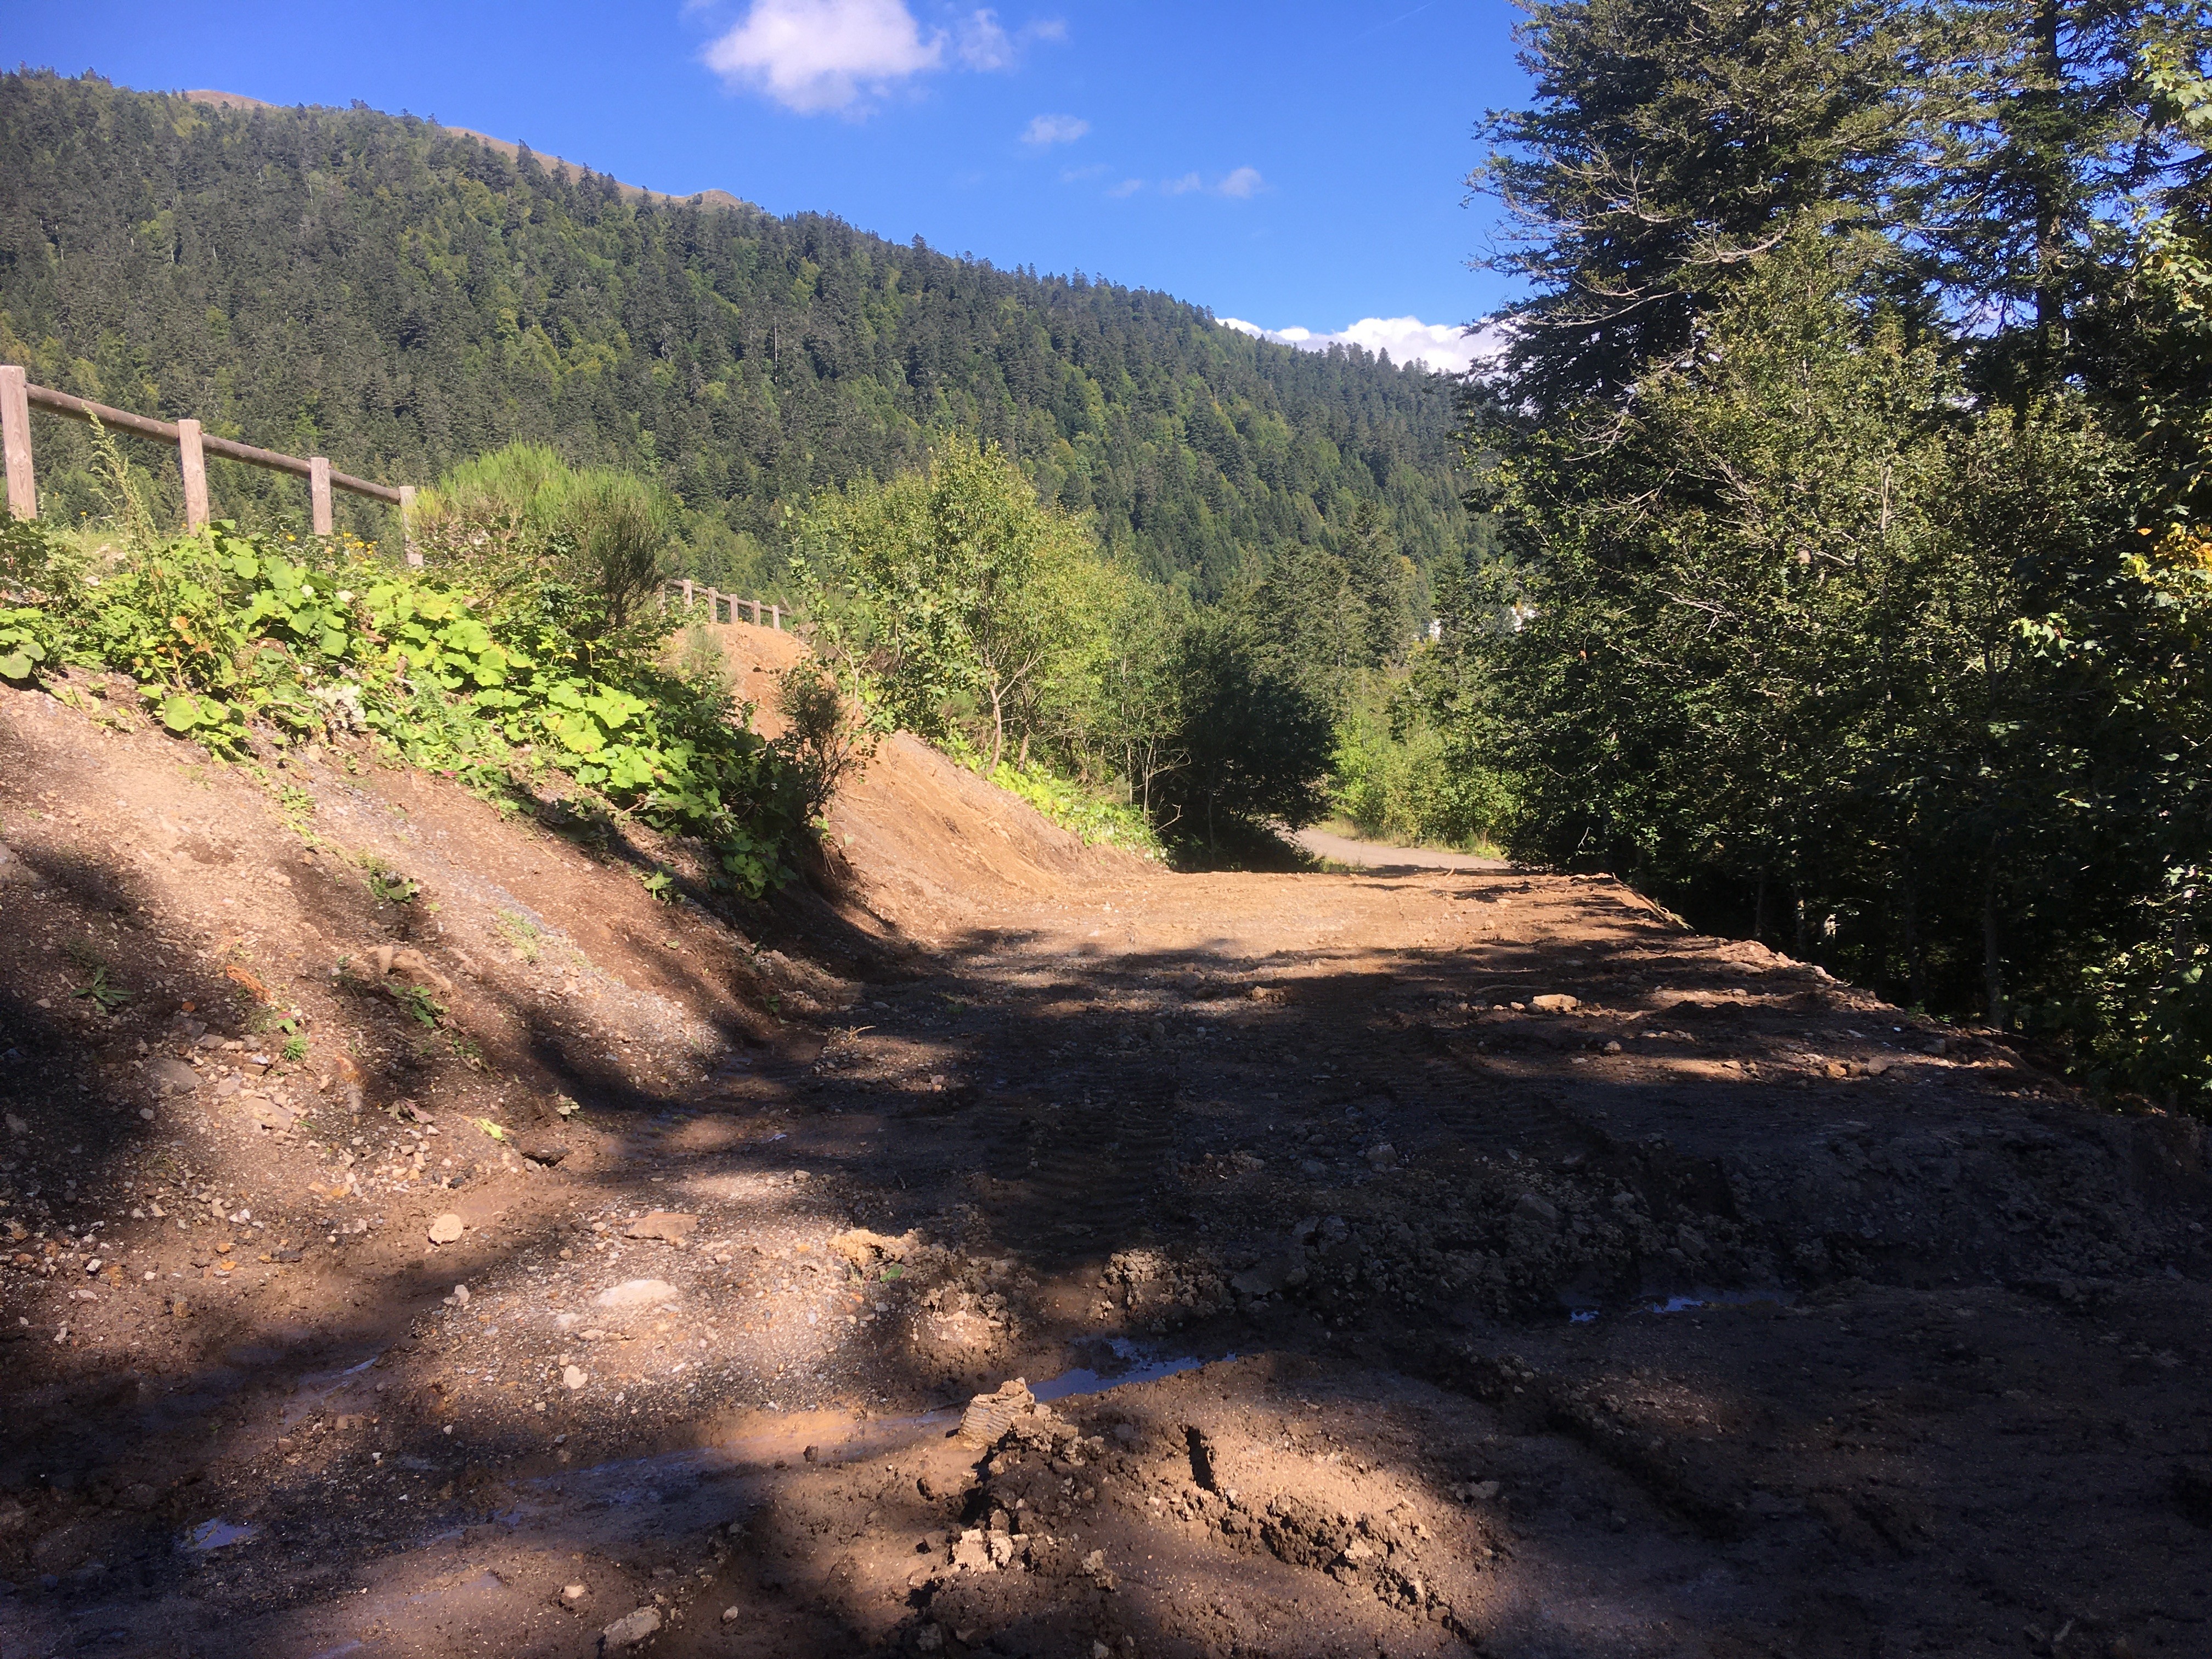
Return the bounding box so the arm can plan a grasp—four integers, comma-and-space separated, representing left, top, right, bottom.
310, 456, 334, 536
398, 485, 421, 567
682, 578, 695, 612
748, 598, 763, 626
0, 365, 32, 521
177, 418, 210, 530
770, 604, 782, 631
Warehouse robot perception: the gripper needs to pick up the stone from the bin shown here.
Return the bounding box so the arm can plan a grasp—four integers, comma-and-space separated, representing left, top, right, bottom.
721, 1605, 741, 1624
625, 1211, 697, 1244
959, 1379, 1035, 1447
0, 843, 37, 887
563, 1365, 587, 1391
950, 1530, 993, 1572
1229, 1259, 1289, 1297
1603, 1040, 1623, 1054
518, 1135, 568, 1166
595, 1278, 680, 1310
1512, 1193, 1561, 1228
916, 1624, 946, 1651
1530, 994, 1579, 1013
601, 1606, 662, 1647
364, 944, 454, 995
560, 1583, 588, 1606
427, 1214, 465, 1245
1364, 1143, 1398, 1169
146, 1059, 201, 1095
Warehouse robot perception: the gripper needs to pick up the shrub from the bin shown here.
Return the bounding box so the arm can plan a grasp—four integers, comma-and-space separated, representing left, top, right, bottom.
0, 518, 809, 897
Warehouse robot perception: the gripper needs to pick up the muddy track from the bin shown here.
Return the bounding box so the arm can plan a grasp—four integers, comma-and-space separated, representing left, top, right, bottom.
3, 680, 2210, 1659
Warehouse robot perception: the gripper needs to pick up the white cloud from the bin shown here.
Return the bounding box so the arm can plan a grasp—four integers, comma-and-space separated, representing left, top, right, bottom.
956, 8, 1015, 68
1107, 177, 1145, 198
705, 1, 1059, 114
1220, 313, 1508, 377
1149, 167, 1264, 199
704, 0, 939, 112
1023, 112, 1090, 146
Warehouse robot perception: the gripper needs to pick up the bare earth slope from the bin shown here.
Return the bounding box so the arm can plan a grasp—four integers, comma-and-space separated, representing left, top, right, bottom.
2, 639, 2209, 1659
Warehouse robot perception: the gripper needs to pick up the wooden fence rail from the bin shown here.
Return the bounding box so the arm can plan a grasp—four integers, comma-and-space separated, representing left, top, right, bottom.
0, 365, 419, 560
665, 578, 787, 630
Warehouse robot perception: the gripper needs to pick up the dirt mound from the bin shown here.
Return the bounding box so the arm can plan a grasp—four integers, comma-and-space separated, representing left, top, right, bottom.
702, 618, 1147, 940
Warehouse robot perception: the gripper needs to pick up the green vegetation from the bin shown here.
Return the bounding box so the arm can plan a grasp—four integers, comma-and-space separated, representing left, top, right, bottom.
0, 496, 811, 896
0, 72, 1468, 603
1435, 0, 2210, 1107
792, 430, 1339, 849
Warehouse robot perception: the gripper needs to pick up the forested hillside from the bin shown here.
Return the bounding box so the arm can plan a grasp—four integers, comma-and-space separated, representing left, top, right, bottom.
0, 71, 1468, 598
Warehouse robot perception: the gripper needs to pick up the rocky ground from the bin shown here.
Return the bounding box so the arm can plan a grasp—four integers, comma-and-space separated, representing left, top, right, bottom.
3, 645, 2210, 1659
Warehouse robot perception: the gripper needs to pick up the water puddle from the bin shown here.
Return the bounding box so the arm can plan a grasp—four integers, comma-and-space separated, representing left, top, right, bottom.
1642, 1287, 1794, 1316
1032, 1341, 1214, 1403
283, 1351, 383, 1430
1564, 1286, 1795, 1324
180, 1519, 261, 1552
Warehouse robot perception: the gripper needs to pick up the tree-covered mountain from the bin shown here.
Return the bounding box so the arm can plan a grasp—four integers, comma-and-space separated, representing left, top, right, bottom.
0, 71, 1470, 600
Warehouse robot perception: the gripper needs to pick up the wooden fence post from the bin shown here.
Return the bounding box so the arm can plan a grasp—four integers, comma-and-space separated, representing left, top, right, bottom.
0, 366, 32, 521
399, 485, 421, 567
770, 604, 782, 631
177, 418, 210, 530
310, 457, 334, 536
748, 599, 763, 626
682, 578, 695, 612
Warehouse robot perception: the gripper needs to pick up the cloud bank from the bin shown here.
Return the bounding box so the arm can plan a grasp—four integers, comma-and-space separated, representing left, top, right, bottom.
705, 1, 1057, 114
1220, 314, 1505, 377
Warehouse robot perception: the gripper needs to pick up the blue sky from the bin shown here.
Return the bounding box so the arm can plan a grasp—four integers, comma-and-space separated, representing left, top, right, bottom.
13, 1, 1532, 371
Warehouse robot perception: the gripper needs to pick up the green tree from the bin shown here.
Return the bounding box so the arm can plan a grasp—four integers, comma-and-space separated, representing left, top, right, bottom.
791, 431, 1112, 770
1154, 613, 1335, 847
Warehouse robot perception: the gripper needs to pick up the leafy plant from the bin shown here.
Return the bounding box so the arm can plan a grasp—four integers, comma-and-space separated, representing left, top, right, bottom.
358, 855, 421, 905
281, 1035, 309, 1062
72, 966, 131, 1012
0, 606, 53, 683
639, 870, 678, 902
398, 985, 444, 1029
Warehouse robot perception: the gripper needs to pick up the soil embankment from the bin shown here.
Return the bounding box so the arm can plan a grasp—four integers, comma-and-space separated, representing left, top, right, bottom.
2, 628, 2208, 1658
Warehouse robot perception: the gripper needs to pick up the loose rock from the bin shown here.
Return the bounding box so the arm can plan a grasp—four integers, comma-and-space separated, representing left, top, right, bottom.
601, 1606, 662, 1647
625, 1211, 697, 1244
427, 1214, 465, 1245
960, 1378, 1035, 1446
146, 1059, 201, 1095
595, 1278, 680, 1310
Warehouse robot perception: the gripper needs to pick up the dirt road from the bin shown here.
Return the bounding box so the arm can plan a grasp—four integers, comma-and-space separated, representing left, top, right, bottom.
4, 682, 2210, 1658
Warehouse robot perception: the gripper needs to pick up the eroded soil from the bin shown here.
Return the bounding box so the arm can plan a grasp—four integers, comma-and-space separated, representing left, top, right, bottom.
3, 661, 2210, 1659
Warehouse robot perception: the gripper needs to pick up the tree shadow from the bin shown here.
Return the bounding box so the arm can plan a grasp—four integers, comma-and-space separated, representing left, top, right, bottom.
3, 795, 2204, 1656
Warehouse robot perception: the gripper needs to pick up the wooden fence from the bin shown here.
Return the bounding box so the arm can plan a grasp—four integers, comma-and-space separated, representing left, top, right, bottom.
667, 579, 788, 631
0, 365, 419, 561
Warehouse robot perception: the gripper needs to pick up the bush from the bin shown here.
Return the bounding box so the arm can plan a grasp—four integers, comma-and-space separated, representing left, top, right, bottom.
1152, 615, 1334, 847
0, 518, 808, 896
